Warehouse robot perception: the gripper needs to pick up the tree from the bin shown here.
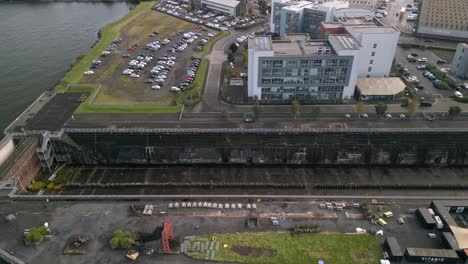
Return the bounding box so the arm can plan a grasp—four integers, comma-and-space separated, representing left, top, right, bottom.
242, 51, 248, 65
253, 101, 262, 117
110, 230, 134, 250
258, 0, 268, 14
186, 1, 192, 12
291, 100, 300, 118
310, 106, 320, 117
227, 53, 235, 62
223, 109, 231, 119
374, 102, 387, 117
356, 102, 365, 114
228, 67, 241, 78
407, 100, 418, 118
229, 43, 238, 54
448, 106, 462, 117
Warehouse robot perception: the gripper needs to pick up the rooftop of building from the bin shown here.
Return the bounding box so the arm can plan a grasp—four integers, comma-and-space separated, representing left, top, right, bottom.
335, 8, 374, 14
276, 0, 350, 12
419, 0, 468, 30
250, 34, 334, 56
356, 77, 406, 96
202, 0, 240, 8
328, 34, 360, 50
322, 17, 399, 34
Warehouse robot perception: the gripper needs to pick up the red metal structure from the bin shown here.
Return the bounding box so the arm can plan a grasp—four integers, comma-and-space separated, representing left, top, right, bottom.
162, 216, 173, 253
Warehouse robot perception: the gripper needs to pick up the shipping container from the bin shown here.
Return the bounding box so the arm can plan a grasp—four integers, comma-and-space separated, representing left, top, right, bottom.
416, 208, 436, 228
405, 248, 459, 263
384, 237, 403, 262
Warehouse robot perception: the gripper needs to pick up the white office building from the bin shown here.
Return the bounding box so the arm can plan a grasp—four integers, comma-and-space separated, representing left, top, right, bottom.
248, 17, 399, 101
200, 0, 245, 16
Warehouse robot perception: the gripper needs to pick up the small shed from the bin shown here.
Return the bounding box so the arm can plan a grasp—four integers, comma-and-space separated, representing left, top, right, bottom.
355, 77, 406, 101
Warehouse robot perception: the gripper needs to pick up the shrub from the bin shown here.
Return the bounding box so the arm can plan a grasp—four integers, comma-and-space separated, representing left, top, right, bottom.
448, 106, 462, 117
110, 230, 133, 249
30, 181, 46, 192
24, 226, 48, 246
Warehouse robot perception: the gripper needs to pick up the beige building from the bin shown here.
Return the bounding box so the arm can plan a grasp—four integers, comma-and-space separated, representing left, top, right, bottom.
417, 0, 468, 40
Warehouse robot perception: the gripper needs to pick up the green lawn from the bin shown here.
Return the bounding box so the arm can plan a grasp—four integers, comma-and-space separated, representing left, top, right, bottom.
190, 232, 382, 264
55, 2, 155, 92
181, 58, 208, 103
67, 85, 181, 113
430, 49, 455, 63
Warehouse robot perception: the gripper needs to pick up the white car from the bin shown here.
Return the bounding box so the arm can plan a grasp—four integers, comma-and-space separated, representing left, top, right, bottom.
399, 114, 406, 119
152, 85, 161, 90
385, 114, 392, 118
122, 69, 133, 75
454, 91, 463, 98
170, 86, 181, 92
84, 70, 94, 75
417, 58, 427, 62
130, 73, 140, 78
360, 113, 369, 118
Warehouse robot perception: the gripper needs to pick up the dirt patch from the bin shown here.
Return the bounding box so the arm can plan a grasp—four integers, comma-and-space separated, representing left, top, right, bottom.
353, 251, 374, 259
231, 246, 277, 257
308, 251, 330, 258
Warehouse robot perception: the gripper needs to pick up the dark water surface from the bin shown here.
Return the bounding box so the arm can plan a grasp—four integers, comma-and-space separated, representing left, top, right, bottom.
0, 2, 133, 131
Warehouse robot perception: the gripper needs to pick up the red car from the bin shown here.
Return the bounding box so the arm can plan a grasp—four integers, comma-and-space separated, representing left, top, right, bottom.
127, 47, 136, 51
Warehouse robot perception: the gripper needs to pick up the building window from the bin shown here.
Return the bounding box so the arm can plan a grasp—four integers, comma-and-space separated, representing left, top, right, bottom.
370, 60, 374, 64
373, 43, 377, 48
368, 67, 372, 72
366, 75, 370, 77
371, 52, 375, 57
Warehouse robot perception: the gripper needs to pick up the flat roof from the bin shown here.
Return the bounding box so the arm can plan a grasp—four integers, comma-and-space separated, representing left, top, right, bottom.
385, 237, 403, 257
329, 35, 360, 50
442, 232, 459, 250
249, 36, 273, 51
356, 78, 405, 96
417, 207, 436, 224
419, 0, 468, 31
202, 0, 240, 8
335, 8, 374, 14
348, 26, 398, 34
405, 248, 459, 259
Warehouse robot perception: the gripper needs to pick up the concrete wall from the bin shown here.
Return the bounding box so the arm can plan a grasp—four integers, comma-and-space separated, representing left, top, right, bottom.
54, 129, 468, 167
0, 136, 15, 166
2, 138, 42, 191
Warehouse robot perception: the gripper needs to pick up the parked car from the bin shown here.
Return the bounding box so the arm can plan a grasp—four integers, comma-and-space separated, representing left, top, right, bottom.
170, 86, 181, 92
437, 59, 447, 64
417, 58, 427, 62
420, 101, 432, 107
417, 64, 426, 70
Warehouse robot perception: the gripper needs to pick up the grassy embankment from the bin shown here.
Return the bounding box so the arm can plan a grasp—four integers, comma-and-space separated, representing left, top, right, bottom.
58, 1, 227, 113
190, 232, 382, 264
57, 1, 182, 113
56, 2, 154, 92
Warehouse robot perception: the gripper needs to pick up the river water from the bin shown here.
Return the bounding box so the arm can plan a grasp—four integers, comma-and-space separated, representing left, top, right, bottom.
0, 2, 134, 132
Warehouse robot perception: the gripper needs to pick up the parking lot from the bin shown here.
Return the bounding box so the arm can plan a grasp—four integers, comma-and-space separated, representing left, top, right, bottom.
78, 9, 216, 105
154, 0, 265, 31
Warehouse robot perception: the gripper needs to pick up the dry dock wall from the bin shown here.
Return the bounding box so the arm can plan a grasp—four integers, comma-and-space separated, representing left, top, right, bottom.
38, 128, 468, 166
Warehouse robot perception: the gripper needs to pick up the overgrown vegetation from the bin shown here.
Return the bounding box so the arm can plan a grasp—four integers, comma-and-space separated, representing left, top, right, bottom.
190, 232, 381, 264
448, 106, 462, 117
110, 230, 134, 250
30, 181, 46, 192
24, 226, 49, 246
182, 58, 208, 107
